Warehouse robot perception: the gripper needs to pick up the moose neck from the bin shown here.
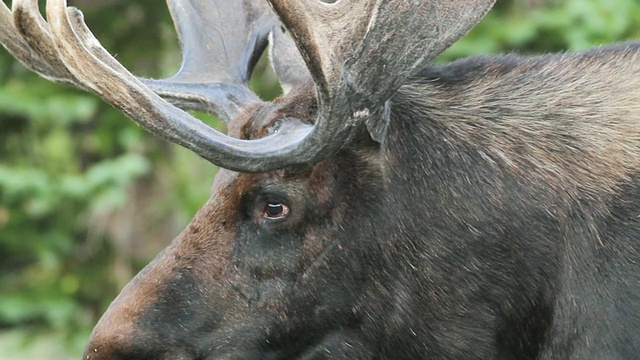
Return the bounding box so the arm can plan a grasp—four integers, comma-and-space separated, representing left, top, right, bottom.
359, 45, 640, 356
385, 46, 640, 214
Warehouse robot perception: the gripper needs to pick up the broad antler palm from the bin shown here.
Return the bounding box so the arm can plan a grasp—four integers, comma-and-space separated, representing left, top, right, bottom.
0, 0, 495, 172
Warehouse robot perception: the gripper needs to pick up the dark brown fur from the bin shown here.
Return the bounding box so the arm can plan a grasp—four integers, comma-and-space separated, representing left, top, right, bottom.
84, 43, 639, 359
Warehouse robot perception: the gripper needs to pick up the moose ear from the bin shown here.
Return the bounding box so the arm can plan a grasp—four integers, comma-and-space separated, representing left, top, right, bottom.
269, 23, 312, 94
365, 101, 392, 144
361, 1, 495, 144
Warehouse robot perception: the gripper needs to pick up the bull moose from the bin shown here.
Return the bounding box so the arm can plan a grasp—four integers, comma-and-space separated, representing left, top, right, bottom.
1, 0, 639, 359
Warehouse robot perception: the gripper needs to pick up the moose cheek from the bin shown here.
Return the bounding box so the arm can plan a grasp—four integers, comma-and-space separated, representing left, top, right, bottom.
239, 230, 304, 280
134, 270, 225, 339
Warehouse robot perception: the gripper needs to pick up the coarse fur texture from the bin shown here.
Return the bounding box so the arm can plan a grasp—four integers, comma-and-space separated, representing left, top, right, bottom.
374, 42, 640, 358
4, 0, 637, 358
82, 42, 640, 359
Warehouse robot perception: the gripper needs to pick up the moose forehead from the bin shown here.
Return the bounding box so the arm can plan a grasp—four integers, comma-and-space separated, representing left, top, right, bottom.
228, 83, 318, 141
207, 82, 322, 217
210, 82, 322, 213
200, 82, 334, 253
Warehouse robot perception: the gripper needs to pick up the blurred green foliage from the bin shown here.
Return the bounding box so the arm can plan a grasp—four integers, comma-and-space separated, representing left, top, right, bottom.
0, 0, 638, 358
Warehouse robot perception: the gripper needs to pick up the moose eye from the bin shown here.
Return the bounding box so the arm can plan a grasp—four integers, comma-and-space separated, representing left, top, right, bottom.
263, 202, 290, 220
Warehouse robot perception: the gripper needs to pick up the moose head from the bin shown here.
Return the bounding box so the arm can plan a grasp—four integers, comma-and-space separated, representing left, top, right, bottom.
2, 0, 640, 359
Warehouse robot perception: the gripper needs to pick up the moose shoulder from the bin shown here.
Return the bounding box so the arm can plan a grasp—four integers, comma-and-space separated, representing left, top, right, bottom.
1, 0, 638, 359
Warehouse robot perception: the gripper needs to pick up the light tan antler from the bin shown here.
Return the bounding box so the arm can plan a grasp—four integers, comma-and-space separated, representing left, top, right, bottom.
1, 0, 77, 83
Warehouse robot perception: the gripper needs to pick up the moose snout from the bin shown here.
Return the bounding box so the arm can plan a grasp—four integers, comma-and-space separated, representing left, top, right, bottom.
83, 322, 167, 360
82, 283, 168, 360
83, 258, 225, 360
82, 283, 171, 359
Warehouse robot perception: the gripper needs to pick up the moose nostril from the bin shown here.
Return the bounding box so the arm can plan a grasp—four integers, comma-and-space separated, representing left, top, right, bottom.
83, 337, 167, 360
82, 309, 167, 360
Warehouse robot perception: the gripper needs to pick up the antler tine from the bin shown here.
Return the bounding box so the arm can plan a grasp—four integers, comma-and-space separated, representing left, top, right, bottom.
140, 0, 276, 123
268, 0, 496, 141
267, 0, 376, 101
269, 23, 311, 94
0, 2, 44, 72
0, 0, 77, 84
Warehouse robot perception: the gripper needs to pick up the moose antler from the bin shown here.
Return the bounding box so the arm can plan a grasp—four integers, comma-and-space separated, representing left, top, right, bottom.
141, 0, 275, 122
0, 0, 273, 121
269, 22, 311, 95
0, 0, 77, 84
268, 0, 496, 141
0, 0, 495, 172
